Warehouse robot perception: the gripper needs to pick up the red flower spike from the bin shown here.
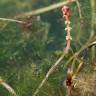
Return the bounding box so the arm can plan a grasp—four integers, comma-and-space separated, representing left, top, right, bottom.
61, 6, 71, 20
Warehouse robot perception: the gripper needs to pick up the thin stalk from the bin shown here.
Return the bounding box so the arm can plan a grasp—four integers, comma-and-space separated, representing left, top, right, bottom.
0, 17, 25, 24
90, 0, 96, 60
16, 0, 76, 18
0, 79, 16, 96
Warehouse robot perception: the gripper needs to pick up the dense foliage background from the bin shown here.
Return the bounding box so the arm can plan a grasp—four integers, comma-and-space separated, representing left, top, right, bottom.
0, 0, 96, 96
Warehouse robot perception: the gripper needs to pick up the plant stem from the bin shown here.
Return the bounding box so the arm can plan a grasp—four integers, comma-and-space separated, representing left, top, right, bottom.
16, 0, 76, 18
90, 0, 96, 60
0, 17, 25, 24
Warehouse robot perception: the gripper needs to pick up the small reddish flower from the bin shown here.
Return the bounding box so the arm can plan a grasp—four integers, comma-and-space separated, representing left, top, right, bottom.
66, 68, 73, 87
61, 6, 71, 20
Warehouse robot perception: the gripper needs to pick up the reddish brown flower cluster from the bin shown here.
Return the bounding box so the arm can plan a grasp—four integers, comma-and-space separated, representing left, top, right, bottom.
61, 6, 72, 54
61, 6, 71, 21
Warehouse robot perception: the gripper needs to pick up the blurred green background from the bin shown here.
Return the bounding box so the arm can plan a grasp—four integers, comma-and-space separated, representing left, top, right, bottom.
0, 0, 95, 96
